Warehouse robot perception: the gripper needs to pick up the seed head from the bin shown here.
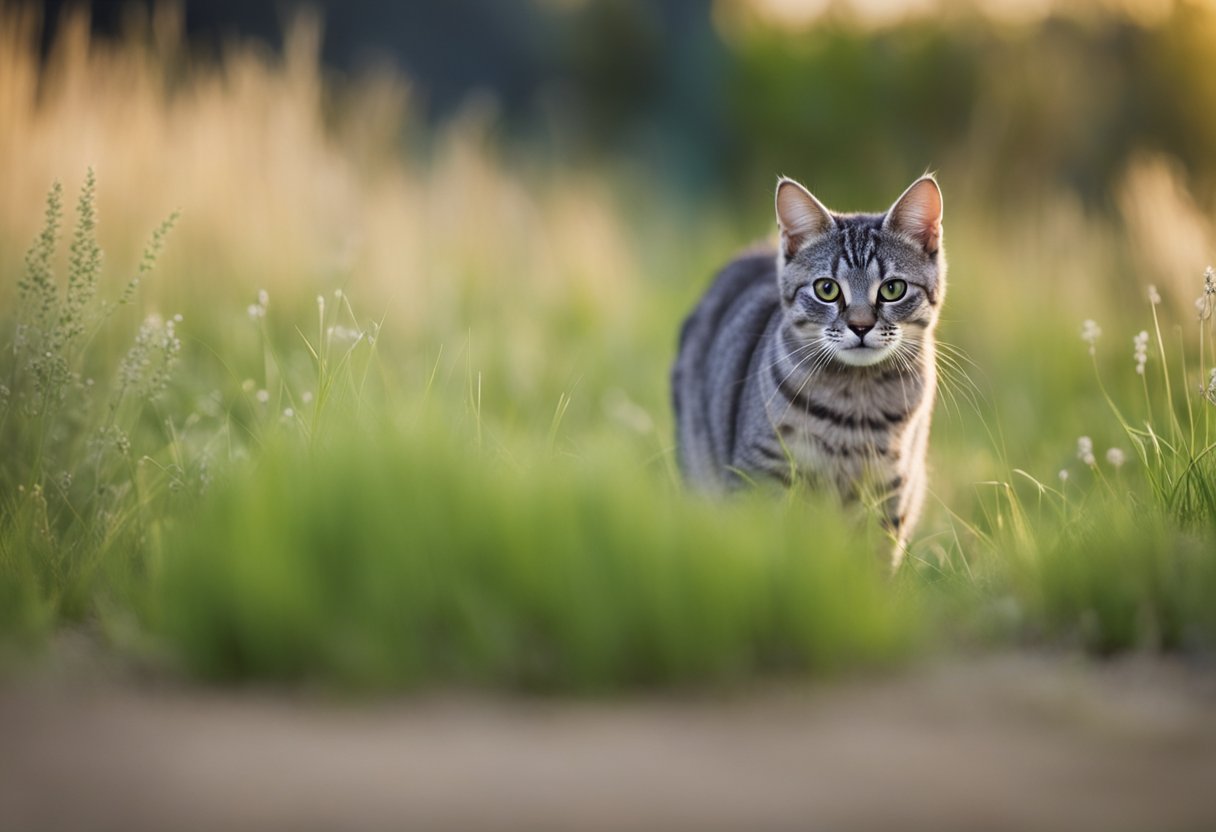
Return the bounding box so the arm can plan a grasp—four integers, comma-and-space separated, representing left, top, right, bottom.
1197, 268, 1215, 320
1148, 285, 1162, 305
1080, 320, 1101, 355
1077, 436, 1096, 467
1133, 330, 1149, 375
1106, 447, 1126, 469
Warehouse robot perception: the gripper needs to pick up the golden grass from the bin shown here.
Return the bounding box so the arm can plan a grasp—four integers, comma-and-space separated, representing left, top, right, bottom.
0, 5, 641, 342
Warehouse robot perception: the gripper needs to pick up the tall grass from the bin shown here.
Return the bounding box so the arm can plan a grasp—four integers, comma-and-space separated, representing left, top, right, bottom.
0, 171, 179, 643
155, 422, 915, 692
1, 9, 1215, 689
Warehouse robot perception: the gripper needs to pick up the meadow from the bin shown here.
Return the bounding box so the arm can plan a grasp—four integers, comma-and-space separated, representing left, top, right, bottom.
2, 6, 1215, 693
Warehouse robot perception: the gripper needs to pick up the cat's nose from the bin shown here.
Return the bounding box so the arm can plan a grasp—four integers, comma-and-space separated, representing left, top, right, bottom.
847, 323, 874, 338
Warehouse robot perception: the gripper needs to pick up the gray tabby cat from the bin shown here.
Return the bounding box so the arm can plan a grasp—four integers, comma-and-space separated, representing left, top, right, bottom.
671, 175, 945, 560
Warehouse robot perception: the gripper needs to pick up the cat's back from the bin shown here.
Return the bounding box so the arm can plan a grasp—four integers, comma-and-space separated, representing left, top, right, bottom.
672, 248, 781, 487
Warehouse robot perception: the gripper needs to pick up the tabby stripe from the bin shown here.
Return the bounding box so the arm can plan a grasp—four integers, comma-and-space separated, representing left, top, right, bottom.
728, 309, 781, 461
770, 362, 907, 430
777, 426, 889, 458
755, 442, 790, 464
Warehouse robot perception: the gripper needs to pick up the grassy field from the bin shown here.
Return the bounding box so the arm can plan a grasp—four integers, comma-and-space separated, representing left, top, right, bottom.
2, 7, 1215, 693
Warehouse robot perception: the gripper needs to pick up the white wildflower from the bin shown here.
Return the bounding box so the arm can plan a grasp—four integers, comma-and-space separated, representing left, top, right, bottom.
327, 325, 363, 344
317, 295, 325, 313
241, 378, 256, 393
302, 391, 314, 404
1148, 284, 1161, 305
333, 289, 343, 299
283, 407, 294, 419
1206, 368, 1216, 405
1133, 330, 1149, 375
1058, 469, 1069, 484
1198, 269, 1215, 320
255, 389, 269, 404
248, 290, 269, 320
1077, 436, 1096, 467
1106, 447, 1126, 469
1080, 320, 1101, 355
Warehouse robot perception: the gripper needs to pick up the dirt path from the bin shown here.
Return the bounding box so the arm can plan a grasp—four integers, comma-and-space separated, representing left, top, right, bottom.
3, 653, 1215, 832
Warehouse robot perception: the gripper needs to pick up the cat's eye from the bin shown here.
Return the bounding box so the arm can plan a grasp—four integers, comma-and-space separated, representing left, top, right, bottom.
812, 278, 841, 303
879, 279, 907, 302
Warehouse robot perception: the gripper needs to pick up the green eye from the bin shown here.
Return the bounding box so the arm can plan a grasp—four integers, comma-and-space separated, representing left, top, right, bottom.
812, 278, 840, 303
879, 279, 907, 302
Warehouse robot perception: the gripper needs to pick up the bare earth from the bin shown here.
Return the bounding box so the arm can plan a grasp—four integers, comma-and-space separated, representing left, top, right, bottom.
3, 653, 1215, 832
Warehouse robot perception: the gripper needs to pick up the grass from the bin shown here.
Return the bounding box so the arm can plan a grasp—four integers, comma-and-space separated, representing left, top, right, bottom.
155, 423, 914, 692
2, 10, 1216, 691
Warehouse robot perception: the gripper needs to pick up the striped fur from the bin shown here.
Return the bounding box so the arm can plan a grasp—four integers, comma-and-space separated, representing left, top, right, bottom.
672, 176, 945, 559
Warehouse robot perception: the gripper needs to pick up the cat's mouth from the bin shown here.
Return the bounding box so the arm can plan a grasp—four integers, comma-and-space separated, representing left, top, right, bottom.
833, 343, 896, 367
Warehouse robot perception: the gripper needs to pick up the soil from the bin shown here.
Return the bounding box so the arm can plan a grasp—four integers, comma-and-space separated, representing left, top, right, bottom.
3, 650, 1216, 832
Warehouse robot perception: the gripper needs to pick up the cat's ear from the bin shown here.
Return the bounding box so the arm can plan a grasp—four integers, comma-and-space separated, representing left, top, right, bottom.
775, 177, 834, 260
884, 175, 943, 254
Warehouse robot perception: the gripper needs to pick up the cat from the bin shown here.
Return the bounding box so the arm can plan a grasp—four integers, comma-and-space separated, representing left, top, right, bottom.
671, 175, 945, 563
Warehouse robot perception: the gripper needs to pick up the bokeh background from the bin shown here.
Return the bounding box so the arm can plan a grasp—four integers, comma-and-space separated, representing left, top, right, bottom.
2, 0, 1216, 687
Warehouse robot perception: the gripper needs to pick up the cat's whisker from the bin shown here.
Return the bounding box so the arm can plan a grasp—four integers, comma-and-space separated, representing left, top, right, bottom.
763, 340, 829, 412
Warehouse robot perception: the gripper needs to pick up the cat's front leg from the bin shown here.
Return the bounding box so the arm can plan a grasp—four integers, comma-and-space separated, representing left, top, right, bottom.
881, 468, 926, 570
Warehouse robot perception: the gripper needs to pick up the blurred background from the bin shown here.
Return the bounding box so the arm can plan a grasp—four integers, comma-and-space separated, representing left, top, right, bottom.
26, 0, 1216, 205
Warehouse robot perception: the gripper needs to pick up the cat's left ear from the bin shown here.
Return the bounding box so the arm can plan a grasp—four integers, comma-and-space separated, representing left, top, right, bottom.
884, 176, 943, 255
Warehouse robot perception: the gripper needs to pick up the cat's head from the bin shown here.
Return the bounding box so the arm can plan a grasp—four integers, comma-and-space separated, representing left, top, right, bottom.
774, 175, 945, 368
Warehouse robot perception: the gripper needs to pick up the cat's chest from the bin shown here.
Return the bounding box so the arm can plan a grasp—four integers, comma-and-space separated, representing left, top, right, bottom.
770, 371, 929, 483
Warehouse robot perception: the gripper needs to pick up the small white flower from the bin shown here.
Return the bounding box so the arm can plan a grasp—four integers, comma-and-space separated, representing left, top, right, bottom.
1077, 436, 1096, 467
1058, 469, 1069, 484
333, 289, 344, 299
1206, 368, 1216, 405
1133, 330, 1149, 375
173, 313, 183, 323
328, 325, 363, 344
241, 378, 256, 393
302, 391, 314, 404
255, 389, 270, 404
1106, 447, 1126, 469
1148, 285, 1162, 305
258, 289, 270, 307
283, 407, 294, 418
247, 304, 265, 320
1081, 320, 1102, 355
1197, 269, 1216, 320
317, 295, 325, 312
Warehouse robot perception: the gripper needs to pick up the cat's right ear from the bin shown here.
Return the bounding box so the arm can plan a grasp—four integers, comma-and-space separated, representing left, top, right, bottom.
775, 177, 834, 261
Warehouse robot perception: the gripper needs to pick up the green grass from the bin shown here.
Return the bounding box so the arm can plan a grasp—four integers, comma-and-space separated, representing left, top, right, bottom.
153, 422, 915, 691
3, 155, 1216, 692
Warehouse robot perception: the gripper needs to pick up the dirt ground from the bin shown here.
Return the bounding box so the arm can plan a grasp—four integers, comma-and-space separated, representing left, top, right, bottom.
2, 651, 1216, 832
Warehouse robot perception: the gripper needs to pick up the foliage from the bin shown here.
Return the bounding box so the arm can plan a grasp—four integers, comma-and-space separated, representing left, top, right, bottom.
2, 10, 1216, 690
